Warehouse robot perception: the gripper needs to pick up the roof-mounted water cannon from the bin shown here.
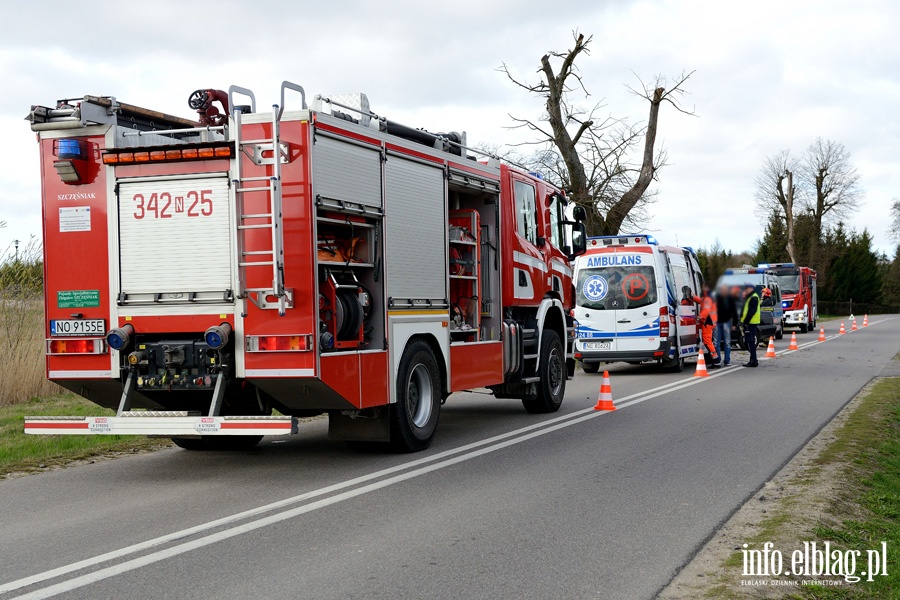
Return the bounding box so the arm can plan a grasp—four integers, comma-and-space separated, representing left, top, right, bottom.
188, 89, 230, 126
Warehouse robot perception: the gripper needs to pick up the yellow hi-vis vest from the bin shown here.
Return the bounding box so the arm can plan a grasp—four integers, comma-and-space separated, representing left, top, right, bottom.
742, 292, 762, 325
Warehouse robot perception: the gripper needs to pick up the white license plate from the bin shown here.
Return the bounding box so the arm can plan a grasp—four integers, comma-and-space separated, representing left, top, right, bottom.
51, 319, 106, 336
584, 341, 611, 350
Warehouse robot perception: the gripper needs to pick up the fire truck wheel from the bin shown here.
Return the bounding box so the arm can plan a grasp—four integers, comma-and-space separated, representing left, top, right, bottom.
171, 437, 207, 451
171, 436, 263, 451
390, 340, 441, 452
581, 361, 600, 374
522, 329, 565, 414
799, 323, 808, 334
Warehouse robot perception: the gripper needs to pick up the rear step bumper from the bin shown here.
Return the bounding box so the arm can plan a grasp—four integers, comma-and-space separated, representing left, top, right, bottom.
24, 414, 297, 436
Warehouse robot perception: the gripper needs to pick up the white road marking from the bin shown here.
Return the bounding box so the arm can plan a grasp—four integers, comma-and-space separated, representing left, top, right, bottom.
5, 317, 891, 598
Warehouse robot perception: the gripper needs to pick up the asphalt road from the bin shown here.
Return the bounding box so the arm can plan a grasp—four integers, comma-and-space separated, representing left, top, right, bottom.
1, 317, 898, 600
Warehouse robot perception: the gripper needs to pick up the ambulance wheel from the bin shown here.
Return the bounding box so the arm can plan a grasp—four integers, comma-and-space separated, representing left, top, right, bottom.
522, 330, 565, 414
390, 340, 441, 452
581, 362, 600, 374
662, 354, 685, 373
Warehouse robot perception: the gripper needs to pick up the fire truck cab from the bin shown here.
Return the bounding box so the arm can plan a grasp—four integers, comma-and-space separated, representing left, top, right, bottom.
761, 263, 817, 333
24, 83, 587, 452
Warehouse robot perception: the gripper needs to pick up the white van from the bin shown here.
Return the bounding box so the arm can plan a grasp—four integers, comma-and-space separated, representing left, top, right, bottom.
572, 235, 704, 372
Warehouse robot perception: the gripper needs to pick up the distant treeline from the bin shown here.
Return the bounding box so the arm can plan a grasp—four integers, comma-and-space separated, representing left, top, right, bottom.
696, 213, 900, 313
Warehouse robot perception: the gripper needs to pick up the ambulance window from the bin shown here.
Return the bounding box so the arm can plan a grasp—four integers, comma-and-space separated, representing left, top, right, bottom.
576, 264, 658, 310
548, 194, 564, 249
514, 180, 538, 245
673, 265, 693, 304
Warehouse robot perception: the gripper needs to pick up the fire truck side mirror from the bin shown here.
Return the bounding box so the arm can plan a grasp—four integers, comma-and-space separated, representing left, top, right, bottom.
572, 206, 587, 222
566, 222, 587, 260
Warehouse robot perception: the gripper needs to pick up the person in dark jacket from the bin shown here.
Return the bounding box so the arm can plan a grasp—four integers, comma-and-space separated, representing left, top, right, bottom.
715, 285, 736, 366
741, 284, 762, 367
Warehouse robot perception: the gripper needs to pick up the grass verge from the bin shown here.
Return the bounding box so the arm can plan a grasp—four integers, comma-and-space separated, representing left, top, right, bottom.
0, 394, 170, 478
787, 377, 900, 599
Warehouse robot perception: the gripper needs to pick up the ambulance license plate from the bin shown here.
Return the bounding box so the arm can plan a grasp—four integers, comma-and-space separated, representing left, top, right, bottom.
584, 341, 611, 350
50, 319, 105, 336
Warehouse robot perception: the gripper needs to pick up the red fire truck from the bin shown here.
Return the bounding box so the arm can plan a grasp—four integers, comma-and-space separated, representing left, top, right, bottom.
759, 263, 817, 333
24, 83, 587, 452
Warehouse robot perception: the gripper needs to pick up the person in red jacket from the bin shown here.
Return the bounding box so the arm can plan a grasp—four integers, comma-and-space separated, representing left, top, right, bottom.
693, 283, 720, 368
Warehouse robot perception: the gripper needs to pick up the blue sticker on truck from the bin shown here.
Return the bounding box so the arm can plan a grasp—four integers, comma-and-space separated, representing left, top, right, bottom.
582, 275, 608, 302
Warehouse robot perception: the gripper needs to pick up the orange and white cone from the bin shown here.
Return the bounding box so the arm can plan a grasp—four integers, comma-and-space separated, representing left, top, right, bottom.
765, 337, 777, 358
851, 318, 858, 331
788, 332, 799, 351
694, 348, 710, 378
839, 322, 846, 334
818, 327, 826, 342
863, 314, 869, 327
593, 371, 616, 411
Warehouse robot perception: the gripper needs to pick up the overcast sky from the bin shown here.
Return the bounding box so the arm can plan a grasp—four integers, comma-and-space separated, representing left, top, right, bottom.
2, 0, 897, 260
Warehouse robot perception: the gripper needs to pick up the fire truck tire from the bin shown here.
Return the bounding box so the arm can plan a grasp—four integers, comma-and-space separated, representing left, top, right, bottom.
799, 323, 808, 333
171, 436, 263, 451
390, 340, 441, 452
171, 438, 207, 451
522, 329, 565, 414
581, 361, 600, 373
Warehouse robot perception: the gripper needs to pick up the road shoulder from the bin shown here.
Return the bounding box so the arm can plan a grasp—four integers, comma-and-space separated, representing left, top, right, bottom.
659, 374, 900, 599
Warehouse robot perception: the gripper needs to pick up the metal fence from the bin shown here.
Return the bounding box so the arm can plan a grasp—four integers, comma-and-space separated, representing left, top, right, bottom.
818, 301, 900, 316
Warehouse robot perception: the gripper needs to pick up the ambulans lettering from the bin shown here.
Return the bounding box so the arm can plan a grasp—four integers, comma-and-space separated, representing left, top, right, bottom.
586, 255, 642, 267
582, 275, 608, 302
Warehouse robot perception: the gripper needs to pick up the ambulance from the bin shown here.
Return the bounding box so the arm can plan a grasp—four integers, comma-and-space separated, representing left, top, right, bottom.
572, 235, 704, 373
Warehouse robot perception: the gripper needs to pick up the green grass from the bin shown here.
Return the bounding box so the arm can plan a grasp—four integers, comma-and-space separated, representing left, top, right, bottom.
0, 394, 170, 477
787, 378, 900, 599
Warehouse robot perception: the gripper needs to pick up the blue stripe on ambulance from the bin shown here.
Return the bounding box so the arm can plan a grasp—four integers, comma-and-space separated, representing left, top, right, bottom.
576, 319, 661, 339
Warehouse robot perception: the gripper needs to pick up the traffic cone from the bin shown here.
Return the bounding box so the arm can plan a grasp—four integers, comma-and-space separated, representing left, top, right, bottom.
593, 371, 616, 411
765, 337, 777, 358
863, 314, 869, 327
839, 322, 846, 334
694, 349, 710, 378
818, 327, 826, 342
851, 319, 858, 331
788, 332, 799, 351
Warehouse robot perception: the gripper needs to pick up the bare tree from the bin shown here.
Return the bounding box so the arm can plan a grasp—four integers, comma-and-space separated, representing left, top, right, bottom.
499, 32, 694, 235
754, 150, 801, 263
800, 138, 863, 266
890, 198, 900, 243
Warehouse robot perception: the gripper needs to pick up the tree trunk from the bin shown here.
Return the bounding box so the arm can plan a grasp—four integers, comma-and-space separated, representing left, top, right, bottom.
807, 167, 826, 267
601, 87, 665, 235
784, 170, 796, 263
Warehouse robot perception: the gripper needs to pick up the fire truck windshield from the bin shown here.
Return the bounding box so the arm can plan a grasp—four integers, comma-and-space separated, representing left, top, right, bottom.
771, 272, 800, 294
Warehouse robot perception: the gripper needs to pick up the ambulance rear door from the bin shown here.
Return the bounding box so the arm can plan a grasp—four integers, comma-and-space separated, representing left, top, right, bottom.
574, 247, 660, 354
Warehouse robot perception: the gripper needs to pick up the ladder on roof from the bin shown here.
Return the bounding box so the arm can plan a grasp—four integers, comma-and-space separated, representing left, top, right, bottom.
228, 83, 307, 316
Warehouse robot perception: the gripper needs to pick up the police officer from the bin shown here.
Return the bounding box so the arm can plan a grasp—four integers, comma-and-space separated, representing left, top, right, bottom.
741, 284, 761, 368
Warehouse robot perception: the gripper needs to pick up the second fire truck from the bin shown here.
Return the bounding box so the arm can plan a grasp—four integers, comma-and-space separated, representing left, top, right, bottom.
25, 82, 587, 452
